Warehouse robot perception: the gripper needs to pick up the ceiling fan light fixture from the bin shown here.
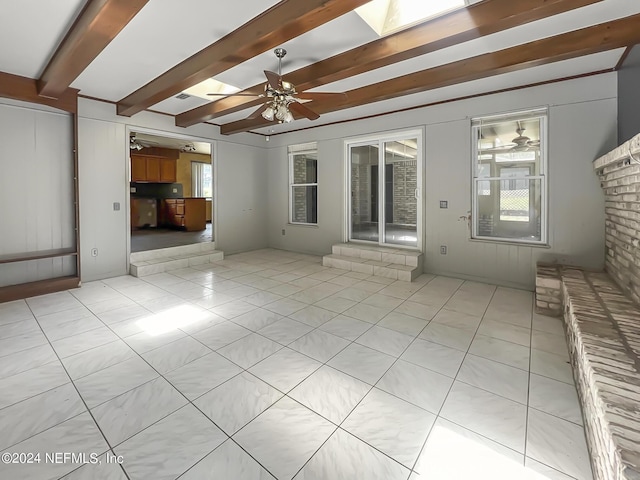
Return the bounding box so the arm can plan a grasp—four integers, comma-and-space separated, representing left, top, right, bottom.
283, 109, 294, 123
275, 104, 288, 121
262, 105, 275, 121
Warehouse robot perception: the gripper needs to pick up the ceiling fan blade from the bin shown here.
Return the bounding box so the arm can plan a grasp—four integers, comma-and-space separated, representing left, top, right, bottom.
264, 70, 282, 89
247, 104, 269, 120
296, 92, 347, 101
289, 101, 320, 121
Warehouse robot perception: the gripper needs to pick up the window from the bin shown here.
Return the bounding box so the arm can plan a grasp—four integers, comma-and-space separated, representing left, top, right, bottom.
472, 109, 547, 244
289, 142, 318, 224
192, 162, 212, 198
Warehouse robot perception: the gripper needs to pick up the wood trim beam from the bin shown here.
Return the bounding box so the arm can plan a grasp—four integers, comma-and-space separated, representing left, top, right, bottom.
0, 276, 80, 304
177, 0, 602, 128
0, 71, 78, 113
221, 14, 640, 135
116, 0, 371, 117
37, 0, 149, 99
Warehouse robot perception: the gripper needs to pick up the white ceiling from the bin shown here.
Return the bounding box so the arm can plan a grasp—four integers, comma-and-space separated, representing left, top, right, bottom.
0, 0, 637, 135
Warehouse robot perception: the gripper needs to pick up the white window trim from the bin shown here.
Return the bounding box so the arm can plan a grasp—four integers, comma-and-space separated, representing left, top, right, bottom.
471, 110, 548, 246
288, 146, 318, 225
191, 161, 212, 200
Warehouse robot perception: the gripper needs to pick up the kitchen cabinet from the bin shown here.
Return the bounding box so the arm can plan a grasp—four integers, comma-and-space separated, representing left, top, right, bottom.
160, 198, 206, 231
160, 158, 176, 182
146, 157, 161, 182
131, 154, 176, 183
131, 156, 147, 181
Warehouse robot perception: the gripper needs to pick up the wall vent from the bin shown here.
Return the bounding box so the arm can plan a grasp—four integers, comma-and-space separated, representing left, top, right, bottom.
175, 93, 190, 100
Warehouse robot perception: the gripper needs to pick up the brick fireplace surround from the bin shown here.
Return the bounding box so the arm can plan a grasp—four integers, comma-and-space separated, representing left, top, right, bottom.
535, 133, 640, 480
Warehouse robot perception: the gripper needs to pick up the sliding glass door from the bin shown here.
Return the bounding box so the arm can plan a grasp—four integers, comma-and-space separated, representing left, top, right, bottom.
348, 131, 422, 249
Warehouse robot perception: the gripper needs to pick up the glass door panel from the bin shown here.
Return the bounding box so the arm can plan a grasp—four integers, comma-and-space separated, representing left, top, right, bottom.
350, 144, 379, 242
383, 139, 418, 247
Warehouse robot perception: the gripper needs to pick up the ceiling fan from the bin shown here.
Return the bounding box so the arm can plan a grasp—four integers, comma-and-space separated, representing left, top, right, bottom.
207, 48, 346, 124
129, 134, 160, 151
481, 123, 540, 154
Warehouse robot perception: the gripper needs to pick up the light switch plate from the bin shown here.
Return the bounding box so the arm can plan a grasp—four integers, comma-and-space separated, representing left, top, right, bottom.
440, 245, 447, 255
439, 201, 448, 209
113, 202, 120, 211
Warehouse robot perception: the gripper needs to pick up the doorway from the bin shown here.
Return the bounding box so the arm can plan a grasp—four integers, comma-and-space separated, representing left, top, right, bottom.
127, 129, 216, 254
348, 130, 422, 249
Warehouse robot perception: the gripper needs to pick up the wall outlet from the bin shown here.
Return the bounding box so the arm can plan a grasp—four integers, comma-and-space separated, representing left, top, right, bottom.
130, 187, 136, 193
91, 248, 98, 257
440, 245, 447, 255
113, 202, 120, 211
281, 229, 286, 236
172, 188, 178, 193
439, 200, 448, 209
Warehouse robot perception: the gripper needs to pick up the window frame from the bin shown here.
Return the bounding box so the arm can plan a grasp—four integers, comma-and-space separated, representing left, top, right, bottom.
471, 109, 548, 246
288, 144, 318, 226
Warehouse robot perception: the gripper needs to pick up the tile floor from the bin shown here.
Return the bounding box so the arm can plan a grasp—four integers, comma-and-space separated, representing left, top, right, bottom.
0, 248, 593, 480
131, 223, 213, 252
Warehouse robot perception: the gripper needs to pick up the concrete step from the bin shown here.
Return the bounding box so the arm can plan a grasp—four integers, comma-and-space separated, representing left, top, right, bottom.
323, 244, 423, 282
130, 243, 223, 277
331, 243, 422, 267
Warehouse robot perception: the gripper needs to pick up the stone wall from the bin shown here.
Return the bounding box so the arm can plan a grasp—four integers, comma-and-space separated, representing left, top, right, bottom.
593, 133, 640, 304
535, 262, 563, 316
560, 267, 640, 480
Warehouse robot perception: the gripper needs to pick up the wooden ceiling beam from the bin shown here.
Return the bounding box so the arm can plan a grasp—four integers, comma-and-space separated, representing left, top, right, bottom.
176, 0, 602, 128
116, 0, 371, 117
220, 13, 640, 135
37, 0, 149, 99
0, 71, 78, 113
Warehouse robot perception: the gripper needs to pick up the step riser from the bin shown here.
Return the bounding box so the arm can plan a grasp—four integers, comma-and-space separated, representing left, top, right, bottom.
130, 251, 224, 277
331, 244, 421, 267
323, 253, 422, 282
130, 243, 218, 263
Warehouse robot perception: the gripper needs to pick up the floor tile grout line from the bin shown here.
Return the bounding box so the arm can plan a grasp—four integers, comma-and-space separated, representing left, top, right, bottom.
523, 295, 534, 463
407, 281, 499, 475
21, 299, 132, 480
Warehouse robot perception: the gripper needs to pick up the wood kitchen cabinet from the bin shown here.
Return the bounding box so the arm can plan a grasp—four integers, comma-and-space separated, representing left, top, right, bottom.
130, 154, 176, 183
160, 158, 176, 182
160, 198, 206, 231
145, 157, 161, 181
131, 155, 147, 181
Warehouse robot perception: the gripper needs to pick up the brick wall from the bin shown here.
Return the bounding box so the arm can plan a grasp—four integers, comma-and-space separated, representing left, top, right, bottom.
392, 160, 417, 225
593, 133, 640, 304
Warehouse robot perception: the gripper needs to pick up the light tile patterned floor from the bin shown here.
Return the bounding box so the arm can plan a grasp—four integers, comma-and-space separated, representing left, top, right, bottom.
0, 249, 593, 480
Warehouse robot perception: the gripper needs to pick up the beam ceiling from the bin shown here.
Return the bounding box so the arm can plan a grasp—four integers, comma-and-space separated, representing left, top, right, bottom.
220, 13, 640, 135
0, 71, 78, 113
176, 0, 602, 128
37, 0, 149, 99
116, 0, 371, 117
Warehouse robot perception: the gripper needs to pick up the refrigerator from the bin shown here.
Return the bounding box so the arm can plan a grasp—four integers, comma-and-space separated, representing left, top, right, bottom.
131, 198, 158, 228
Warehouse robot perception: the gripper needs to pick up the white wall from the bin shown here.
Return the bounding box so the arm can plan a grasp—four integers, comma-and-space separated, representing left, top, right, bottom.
215, 142, 269, 254
0, 99, 76, 287
265, 73, 618, 289
77, 98, 268, 281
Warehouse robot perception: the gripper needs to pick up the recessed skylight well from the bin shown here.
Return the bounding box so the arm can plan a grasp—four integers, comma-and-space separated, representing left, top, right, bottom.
356, 0, 468, 36
181, 78, 240, 101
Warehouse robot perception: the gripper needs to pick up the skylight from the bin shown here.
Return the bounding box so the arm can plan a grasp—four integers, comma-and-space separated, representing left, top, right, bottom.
181, 78, 240, 101
356, 0, 467, 36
